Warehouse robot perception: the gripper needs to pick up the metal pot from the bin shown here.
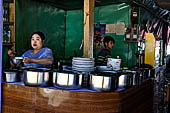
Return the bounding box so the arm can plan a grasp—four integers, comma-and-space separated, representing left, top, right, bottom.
23, 69, 52, 87
143, 68, 155, 79
143, 69, 149, 81
132, 71, 140, 85
53, 71, 83, 89
3, 71, 18, 82
89, 72, 119, 92
118, 72, 133, 88
12, 57, 23, 65
148, 69, 155, 78
139, 71, 144, 84
140, 68, 154, 82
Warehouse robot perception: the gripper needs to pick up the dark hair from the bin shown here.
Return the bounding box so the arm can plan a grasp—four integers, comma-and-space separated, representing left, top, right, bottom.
31, 31, 45, 40
103, 36, 115, 47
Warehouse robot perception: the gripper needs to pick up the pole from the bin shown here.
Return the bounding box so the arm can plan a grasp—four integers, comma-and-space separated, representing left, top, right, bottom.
83, 0, 95, 58
162, 21, 168, 65
0, 0, 3, 112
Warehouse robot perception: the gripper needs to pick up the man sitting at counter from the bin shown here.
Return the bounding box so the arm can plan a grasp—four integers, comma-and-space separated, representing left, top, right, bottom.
96, 36, 115, 66
8, 31, 53, 68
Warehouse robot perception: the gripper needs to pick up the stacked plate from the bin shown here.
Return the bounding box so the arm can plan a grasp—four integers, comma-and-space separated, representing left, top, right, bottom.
72, 57, 95, 72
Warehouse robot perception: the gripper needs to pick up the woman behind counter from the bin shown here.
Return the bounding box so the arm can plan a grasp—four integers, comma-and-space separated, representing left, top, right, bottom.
96, 36, 115, 66
8, 31, 53, 68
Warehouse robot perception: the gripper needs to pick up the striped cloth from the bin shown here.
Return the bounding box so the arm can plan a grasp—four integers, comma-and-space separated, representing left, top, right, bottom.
96, 49, 111, 66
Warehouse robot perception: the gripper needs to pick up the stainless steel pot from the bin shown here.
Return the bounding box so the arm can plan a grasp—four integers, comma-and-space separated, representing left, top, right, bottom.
53, 71, 83, 89
131, 71, 140, 86
140, 68, 154, 82
3, 71, 18, 82
139, 71, 144, 84
118, 72, 133, 88
148, 69, 155, 78
134, 72, 140, 85
23, 69, 52, 87
89, 72, 119, 92
143, 69, 149, 81
143, 68, 155, 79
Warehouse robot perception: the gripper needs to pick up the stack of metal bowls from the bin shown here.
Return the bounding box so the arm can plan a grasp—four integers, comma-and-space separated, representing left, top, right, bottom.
72, 57, 95, 72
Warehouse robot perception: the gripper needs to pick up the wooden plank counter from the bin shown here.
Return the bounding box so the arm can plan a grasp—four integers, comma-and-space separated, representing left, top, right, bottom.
2, 80, 154, 113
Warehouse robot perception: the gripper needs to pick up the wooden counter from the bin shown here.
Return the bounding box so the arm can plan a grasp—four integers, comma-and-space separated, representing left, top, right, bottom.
2, 80, 154, 113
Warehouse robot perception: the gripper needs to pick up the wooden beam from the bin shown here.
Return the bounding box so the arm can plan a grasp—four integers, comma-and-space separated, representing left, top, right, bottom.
83, 0, 95, 58
0, 0, 3, 111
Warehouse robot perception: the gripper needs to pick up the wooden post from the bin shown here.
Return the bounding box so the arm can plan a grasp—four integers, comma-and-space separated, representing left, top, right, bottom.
9, 0, 15, 50
83, 0, 95, 58
0, 0, 3, 111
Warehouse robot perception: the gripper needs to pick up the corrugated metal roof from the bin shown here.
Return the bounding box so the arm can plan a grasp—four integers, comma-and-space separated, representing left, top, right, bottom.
135, 0, 170, 24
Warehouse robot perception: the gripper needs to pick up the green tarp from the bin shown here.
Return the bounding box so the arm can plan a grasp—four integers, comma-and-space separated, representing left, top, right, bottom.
14, 0, 137, 67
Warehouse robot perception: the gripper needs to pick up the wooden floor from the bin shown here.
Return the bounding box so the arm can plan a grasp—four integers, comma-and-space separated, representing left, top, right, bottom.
2, 80, 154, 113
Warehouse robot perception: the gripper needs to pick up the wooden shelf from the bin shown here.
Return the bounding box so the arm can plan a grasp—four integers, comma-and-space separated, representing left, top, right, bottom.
3, 0, 13, 3
3, 42, 13, 46
3, 22, 14, 25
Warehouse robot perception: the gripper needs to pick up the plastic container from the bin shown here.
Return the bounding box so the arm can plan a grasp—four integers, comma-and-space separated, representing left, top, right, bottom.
107, 58, 121, 70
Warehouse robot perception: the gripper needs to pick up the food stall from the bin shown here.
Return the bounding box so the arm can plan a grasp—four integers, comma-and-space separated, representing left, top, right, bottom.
1, 0, 169, 112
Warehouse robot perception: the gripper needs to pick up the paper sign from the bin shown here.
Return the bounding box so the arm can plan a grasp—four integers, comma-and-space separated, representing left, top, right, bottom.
106, 24, 116, 33
115, 22, 126, 35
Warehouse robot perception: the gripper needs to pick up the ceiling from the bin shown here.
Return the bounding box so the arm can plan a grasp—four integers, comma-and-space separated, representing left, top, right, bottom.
35, 0, 130, 10
155, 0, 170, 11
34, 0, 170, 24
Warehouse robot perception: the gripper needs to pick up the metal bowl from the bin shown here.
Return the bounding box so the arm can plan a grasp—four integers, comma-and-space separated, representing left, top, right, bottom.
23, 69, 52, 87
53, 71, 83, 89
89, 72, 119, 92
12, 57, 23, 65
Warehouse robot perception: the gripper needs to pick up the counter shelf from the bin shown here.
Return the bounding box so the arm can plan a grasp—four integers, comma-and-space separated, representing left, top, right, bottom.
1, 79, 154, 113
